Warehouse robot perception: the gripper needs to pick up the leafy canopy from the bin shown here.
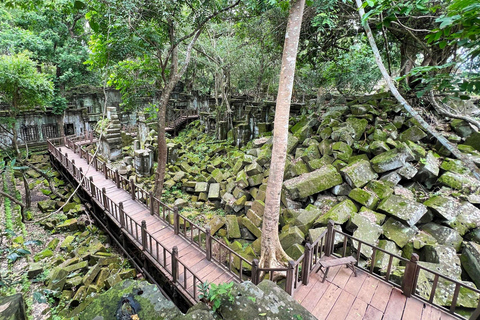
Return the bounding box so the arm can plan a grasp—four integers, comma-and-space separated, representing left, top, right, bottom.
0, 52, 53, 117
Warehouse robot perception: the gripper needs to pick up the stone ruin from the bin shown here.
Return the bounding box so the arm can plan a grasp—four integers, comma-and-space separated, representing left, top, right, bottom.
97, 107, 123, 161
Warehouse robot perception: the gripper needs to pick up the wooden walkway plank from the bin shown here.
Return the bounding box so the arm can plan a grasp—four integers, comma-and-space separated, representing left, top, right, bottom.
301, 281, 331, 312
402, 296, 424, 320
311, 284, 342, 319
363, 305, 384, 320
369, 280, 393, 312
331, 265, 353, 289
325, 290, 355, 320
422, 305, 442, 320
345, 298, 368, 320
383, 288, 406, 320
52, 144, 238, 306
357, 275, 379, 305
343, 269, 367, 296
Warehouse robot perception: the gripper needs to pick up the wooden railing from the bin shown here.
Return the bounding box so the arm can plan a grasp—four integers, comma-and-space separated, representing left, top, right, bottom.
49, 134, 480, 319
48, 137, 203, 302
166, 108, 199, 131
328, 225, 480, 320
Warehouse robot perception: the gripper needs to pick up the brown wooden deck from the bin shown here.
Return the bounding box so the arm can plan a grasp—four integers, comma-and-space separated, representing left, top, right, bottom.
295, 263, 458, 320
55, 144, 235, 303
50, 135, 477, 319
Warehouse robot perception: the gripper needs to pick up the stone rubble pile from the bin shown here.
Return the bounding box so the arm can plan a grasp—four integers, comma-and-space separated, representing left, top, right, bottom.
164, 94, 480, 308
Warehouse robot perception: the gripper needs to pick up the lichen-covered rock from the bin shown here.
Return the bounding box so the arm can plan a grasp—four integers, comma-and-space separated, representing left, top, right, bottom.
208, 216, 226, 235
215, 281, 316, 320
440, 158, 469, 175
461, 242, 480, 288
315, 199, 358, 226
372, 240, 401, 274
207, 183, 221, 199
370, 149, 408, 173
399, 126, 427, 142
279, 226, 305, 249
332, 141, 353, 161
285, 243, 305, 260
382, 218, 417, 248
283, 165, 343, 200
377, 195, 427, 227
226, 215, 241, 239
447, 202, 480, 235
421, 223, 463, 251
438, 172, 480, 192
0, 294, 26, 320
195, 182, 209, 193
348, 212, 383, 257
348, 188, 379, 210
78, 280, 184, 320
416, 246, 479, 308
341, 160, 378, 188
423, 196, 461, 221
397, 162, 417, 180
292, 205, 323, 234
241, 217, 262, 238
366, 180, 394, 199
415, 151, 439, 186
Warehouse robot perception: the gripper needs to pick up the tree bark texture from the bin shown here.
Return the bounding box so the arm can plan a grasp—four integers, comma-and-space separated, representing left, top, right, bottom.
355, 0, 480, 181
260, 0, 305, 269
154, 28, 201, 199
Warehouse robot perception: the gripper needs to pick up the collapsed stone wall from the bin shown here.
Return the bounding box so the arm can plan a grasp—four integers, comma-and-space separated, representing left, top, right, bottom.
164, 94, 480, 310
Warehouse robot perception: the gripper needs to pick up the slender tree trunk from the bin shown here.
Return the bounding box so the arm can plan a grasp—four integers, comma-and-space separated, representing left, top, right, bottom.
154, 28, 202, 199
260, 0, 305, 269
22, 172, 31, 211
355, 0, 480, 181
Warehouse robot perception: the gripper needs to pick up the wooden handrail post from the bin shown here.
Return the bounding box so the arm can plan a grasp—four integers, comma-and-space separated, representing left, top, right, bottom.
286, 260, 296, 295
325, 220, 335, 257
130, 178, 136, 200
149, 192, 154, 215
102, 187, 108, 211
302, 243, 313, 285
172, 246, 179, 283
173, 206, 179, 235
71, 159, 76, 176
89, 177, 95, 196
402, 253, 419, 297
141, 220, 147, 250
251, 259, 259, 285
94, 156, 98, 171
119, 202, 125, 227
103, 163, 108, 179
205, 227, 212, 261
86, 151, 90, 164
115, 169, 120, 188
79, 167, 83, 182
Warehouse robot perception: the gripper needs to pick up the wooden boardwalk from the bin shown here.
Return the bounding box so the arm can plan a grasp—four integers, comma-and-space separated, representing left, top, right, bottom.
49, 136, 477, 319
295, 263, 458, 320
52, 143, 235, 303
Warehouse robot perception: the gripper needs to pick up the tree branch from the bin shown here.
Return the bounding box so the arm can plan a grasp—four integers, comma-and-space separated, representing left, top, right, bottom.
355, 0, 480, 181
429, 92, 480, 131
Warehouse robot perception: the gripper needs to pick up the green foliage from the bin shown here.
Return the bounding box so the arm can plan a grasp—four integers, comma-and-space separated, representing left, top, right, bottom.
315, 40, 382, 94
198, 281, 235, 311
0, 52, 53, 114
51, 95, 68, 115
0, 1, 98, 90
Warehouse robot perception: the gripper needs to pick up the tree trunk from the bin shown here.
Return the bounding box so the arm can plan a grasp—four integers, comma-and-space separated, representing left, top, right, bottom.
22, 172, 30, 212
260, 0, 305, 269
154, 27, 202, 199
355, 0, 480, 181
